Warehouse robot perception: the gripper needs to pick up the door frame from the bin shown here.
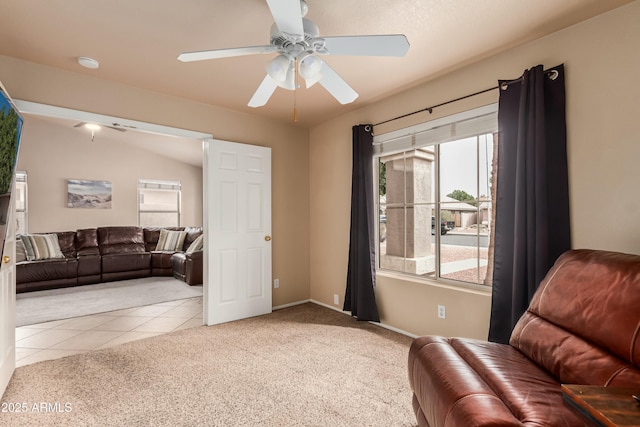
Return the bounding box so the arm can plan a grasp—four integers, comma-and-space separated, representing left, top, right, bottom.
2, 101, 213, 396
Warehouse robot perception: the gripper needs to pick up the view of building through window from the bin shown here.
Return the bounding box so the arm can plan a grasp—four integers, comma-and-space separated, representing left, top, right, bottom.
138, 179, 181, 227
375, 106, 497, 287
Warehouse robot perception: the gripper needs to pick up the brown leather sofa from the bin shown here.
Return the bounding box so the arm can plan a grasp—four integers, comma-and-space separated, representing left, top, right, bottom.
171, 250, 203, 286
408, 249, 640, 427
16, 226, 203, 293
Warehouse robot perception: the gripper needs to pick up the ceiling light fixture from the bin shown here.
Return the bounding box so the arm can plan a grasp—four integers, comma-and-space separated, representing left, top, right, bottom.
82, 123, 101, 141
77, 56, 99, 69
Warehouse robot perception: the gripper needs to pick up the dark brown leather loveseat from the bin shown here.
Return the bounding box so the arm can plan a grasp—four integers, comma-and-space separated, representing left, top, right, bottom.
408, 249, 640, 427
16, 226, 203, 293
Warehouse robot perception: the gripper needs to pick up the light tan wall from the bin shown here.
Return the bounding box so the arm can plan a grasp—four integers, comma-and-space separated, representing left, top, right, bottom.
16, 115, 203, 232
309, 2, 640, 339
0, 56, 310, 307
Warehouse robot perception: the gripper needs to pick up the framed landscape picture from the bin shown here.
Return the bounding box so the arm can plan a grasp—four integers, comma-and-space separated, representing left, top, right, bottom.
67, 179, 112, 209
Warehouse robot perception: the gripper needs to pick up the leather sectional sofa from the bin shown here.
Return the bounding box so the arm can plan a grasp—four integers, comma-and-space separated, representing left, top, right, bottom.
408, 249, 640, 427
16, 226, 203, 293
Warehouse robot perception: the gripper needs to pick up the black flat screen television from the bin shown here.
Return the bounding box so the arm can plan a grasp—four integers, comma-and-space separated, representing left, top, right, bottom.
0, 82, 23, 265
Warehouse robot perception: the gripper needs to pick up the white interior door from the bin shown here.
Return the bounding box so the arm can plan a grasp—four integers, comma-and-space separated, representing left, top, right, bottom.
203, 139, 272, 325
0, 206, 16, 397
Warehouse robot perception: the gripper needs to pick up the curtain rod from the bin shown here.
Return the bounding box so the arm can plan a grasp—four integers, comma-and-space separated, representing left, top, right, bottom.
372, 86, 497, 127
372, 69, 559, 128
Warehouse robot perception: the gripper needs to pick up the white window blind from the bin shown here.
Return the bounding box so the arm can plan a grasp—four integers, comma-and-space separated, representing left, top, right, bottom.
373, 104, 497, 156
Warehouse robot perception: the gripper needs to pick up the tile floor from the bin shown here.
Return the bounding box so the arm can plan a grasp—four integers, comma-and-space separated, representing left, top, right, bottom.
15, 297, 203, 367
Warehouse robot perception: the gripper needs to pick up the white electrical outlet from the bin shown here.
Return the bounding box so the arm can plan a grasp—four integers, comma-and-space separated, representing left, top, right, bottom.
437, 305, 446, 319
273, 279, 279, 289
333, 294, 339, 305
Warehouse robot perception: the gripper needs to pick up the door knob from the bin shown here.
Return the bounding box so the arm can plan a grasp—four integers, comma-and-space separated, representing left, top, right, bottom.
265, 235, 272, 241
2, 255, 10, 264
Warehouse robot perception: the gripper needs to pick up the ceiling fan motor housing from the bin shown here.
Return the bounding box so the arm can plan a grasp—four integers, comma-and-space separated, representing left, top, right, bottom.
269, 18, 321, 58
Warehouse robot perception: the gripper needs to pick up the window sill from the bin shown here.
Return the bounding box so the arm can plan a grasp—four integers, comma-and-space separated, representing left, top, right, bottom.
376, 269, 492, 296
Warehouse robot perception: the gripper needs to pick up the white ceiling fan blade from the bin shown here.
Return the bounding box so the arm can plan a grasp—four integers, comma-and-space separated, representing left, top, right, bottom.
318, 62, 358, 105
248, 75, 279, 108
266, 0, 304, 37
178, 45, 276, 62
320, 35, 410, 57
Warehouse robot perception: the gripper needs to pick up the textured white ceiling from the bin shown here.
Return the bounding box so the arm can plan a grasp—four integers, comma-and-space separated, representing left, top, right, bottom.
0, 0, 632, 129
2, 0, 634, 168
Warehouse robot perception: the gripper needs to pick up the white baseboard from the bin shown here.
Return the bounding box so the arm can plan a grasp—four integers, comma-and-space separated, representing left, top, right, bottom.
272, 299, 311, 311
373, 320, 418, 339
309, 298, 347, 314
273, 299, 417, 339
309, 299, 417, 339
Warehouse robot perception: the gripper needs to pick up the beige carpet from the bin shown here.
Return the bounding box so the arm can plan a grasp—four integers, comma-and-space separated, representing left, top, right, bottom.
1, 303, 416, 426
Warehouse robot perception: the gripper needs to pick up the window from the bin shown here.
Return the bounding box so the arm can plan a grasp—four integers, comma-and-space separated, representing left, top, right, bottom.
138, 179, 181, 227
15, 171, 27, 235
374, 105, 497, 287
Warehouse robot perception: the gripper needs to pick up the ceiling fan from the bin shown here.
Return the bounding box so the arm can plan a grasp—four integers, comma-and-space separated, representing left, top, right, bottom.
74, 122, 127, 142
73, 122, 127, 132
177, 0, 409, 109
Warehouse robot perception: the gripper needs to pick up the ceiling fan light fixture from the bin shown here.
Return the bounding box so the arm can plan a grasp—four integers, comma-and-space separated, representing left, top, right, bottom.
83, 123, 101, 131
266, 54, 296, 90
266, 54, 292, 83
299, 52, 323, 87
279, 64, 296, 90
300, 0, 308, 18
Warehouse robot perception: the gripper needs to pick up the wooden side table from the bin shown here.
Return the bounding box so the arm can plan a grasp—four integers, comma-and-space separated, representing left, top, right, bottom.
561, 384, 640, 427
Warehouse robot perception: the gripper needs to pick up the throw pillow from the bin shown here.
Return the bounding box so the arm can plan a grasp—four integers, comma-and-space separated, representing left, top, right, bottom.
155, 229, 187, 252
186, 234, 204, 253
21, 234, 65, 261
16, 237, 27, 263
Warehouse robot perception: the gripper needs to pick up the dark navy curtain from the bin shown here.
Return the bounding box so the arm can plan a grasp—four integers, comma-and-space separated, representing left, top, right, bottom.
488, 64, 571, 343
344, 124, 380, 322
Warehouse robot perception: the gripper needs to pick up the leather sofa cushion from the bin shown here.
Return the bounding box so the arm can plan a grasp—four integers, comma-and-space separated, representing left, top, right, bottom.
102, 252, 150, 274
98, 226, 145, 255
76, 228, 100, 256
510, 250, 640, 386
56, 231, 77, 258
408, 336, 589, 427
16, 258, 78, 284
78, 255, 101, 276
151, 251, 174, 269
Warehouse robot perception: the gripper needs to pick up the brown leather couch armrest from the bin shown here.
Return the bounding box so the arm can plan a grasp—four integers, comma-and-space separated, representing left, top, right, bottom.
185, 251, 203, 285
185, 250, 203, 261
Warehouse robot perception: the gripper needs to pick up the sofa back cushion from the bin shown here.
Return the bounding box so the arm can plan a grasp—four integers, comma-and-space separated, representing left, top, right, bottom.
76, 228, 99, 256
56, 231, 77, 258
510, 249, 640, 387
98, 226, 145, 255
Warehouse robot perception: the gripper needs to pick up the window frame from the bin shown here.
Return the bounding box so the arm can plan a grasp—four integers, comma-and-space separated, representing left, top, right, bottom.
15, 170, 27, 235
137, 179, 182, 227
373, 104, 498, 290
